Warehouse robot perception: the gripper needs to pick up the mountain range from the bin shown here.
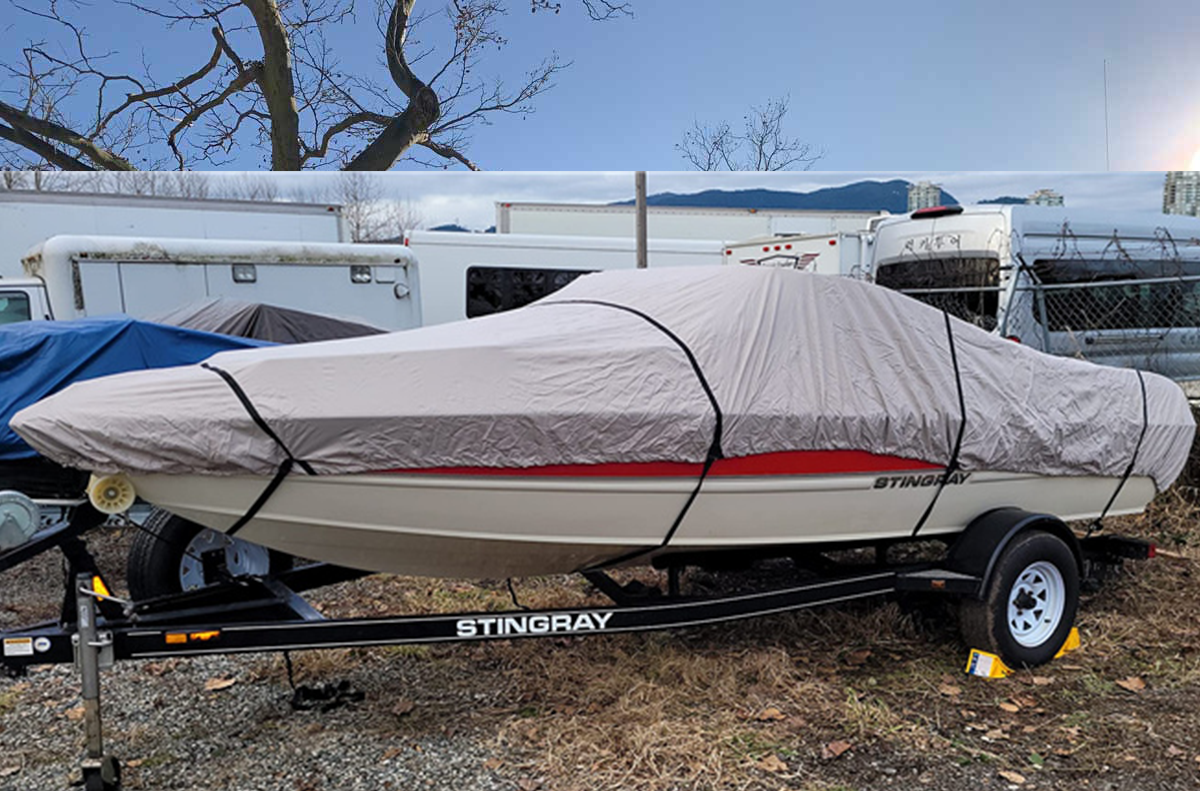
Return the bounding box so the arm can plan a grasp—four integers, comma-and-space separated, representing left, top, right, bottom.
610, 179, 958, 214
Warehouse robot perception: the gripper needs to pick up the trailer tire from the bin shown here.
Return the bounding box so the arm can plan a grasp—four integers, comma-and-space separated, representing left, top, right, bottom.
958, 530, 1079, 668
127, 508, 291, 600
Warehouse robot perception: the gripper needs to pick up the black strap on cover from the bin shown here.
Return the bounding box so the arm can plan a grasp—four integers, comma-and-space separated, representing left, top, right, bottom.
911, 311, 967, 537
201, 363, 315, 476
202, 362, 315, 537
538, 299, 725, 567
1086, 370, 1149, 538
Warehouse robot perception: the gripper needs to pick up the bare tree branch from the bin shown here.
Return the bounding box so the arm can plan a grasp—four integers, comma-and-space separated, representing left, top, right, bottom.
167, 63, 262, 168
0, 99, 134, 168
421, 137, 480, 170
0, 121, 92, 169
94, 26, 229, 138
677, 96, 822, 172
530, 0, 631, 20
303, 111, 390, 166
1, 0, 631, 170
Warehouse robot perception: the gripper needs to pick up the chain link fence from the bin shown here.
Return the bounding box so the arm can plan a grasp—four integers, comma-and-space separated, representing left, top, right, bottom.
889, 274, 1200, 382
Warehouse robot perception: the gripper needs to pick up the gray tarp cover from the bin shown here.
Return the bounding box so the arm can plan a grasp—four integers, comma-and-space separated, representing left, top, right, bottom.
150, 298, 385, 343
12, 267, 1196, 489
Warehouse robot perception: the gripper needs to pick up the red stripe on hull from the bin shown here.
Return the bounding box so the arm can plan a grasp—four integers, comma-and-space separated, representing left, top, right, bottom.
384, 450, 942, 478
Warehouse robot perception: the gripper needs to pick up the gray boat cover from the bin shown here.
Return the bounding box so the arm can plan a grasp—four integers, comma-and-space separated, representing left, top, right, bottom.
150, 298, 385, 343
12, 266, 1196, 489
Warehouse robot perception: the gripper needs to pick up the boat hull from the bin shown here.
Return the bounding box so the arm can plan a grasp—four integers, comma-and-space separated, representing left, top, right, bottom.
130, 459, 1156, 579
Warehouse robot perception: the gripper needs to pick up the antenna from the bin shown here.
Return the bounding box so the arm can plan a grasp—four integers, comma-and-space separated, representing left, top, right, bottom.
1103, 59, 1111, 171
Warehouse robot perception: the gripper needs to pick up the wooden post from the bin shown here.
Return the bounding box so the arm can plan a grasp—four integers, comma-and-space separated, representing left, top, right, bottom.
635, 171, 647, 269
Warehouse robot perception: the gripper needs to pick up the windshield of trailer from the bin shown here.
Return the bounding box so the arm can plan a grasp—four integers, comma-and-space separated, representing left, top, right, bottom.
1031, 258, 1200, 331
872, 257, 1001, 330
0, 292, 31, 325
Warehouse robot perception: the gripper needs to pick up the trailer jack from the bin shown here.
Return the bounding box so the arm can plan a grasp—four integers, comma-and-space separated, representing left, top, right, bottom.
75, 574, 120, 791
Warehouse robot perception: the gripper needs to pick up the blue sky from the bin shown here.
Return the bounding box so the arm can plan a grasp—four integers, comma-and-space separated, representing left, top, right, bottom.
5, 0, 1200, 171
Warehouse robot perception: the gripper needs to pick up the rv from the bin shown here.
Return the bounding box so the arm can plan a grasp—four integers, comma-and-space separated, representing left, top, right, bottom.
870, 205, 1200, 381
405, 230, 725, 326
8, 235, 420, 330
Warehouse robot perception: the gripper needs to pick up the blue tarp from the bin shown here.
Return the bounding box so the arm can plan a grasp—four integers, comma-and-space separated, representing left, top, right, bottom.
0, 316, 269, 460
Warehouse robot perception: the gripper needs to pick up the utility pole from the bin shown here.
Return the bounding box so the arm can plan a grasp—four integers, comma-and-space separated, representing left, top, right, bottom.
635, 171, 647, 269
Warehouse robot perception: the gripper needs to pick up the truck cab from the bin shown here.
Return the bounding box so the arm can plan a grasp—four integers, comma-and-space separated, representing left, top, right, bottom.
0, 279, 51, 325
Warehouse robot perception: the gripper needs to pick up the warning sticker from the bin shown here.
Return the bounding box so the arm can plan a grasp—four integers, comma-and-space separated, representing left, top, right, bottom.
3, 637, 33, 657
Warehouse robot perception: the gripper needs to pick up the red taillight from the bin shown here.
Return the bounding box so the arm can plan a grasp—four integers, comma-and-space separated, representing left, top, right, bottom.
1006, 335, 1021, 344
784, 244, 792, 250
829, 239, 837, 246
1148, 543, 1157, 559
911, 205, 964, 219
725, 249, 732, 255
762, 246, 770, 252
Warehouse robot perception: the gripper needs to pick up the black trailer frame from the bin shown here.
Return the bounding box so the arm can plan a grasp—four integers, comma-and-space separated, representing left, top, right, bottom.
0, 504, 1153, 791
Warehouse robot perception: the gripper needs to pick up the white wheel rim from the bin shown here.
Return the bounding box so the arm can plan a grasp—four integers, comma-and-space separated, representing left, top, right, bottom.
1006, 560, 1066, 648
179, 529, 272, 591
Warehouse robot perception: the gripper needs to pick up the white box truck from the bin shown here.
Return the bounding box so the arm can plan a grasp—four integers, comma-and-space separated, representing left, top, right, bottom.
0, 190, 347, 280
6, 235, 420, 330
405, 230, 725, 325
494, 201, 883, 242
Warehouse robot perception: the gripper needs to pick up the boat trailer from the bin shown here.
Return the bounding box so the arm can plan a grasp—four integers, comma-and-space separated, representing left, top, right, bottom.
1, 505, 1154, 791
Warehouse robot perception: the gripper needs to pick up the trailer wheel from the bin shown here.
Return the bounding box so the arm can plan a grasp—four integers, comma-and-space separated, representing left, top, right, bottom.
127, 508, 290, 600
958, 530, 1079, 668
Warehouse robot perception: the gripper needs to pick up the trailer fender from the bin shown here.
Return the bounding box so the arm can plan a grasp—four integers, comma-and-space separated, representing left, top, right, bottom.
946, 507, 1082, 601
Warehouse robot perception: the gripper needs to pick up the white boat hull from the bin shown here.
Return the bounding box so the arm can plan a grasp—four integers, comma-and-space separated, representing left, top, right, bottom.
130, 459, 1156, 579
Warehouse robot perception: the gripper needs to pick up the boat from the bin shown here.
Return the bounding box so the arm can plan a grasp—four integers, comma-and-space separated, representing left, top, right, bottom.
11, 266, 1196, 579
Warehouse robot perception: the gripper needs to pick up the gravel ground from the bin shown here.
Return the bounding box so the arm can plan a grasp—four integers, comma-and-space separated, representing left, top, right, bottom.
0, 528, 521, 791
3, 523, 1200, 791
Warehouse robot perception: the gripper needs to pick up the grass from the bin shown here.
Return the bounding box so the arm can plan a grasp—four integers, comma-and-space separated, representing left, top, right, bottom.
324, 481, 1200, 790
0, 686, 23, 716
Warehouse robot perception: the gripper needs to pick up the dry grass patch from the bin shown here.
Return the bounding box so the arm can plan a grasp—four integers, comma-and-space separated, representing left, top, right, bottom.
478, 599, 950, 791
152, 484, 1200, 790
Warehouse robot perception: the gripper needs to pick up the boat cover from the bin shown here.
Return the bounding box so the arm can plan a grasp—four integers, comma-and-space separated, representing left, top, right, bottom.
12, 267, 1197, 490
150, 298, 385, 343
0, 317, 266, 460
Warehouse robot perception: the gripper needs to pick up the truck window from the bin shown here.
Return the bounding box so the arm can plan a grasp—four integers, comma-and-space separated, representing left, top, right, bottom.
1032, 258, 1200, 331
873, 257, 1000, 329
466, 266, 594, 318
0, 292, 31, 325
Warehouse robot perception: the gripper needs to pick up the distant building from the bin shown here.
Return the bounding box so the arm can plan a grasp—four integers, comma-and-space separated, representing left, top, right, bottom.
907, 181, 943, 212
1026, 189, 1064, 207
1163, 171, 1200, 217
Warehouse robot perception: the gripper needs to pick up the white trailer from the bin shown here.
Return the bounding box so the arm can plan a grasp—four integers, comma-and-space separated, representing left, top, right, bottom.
870, 205, 1200, 381
0, 191, 347, 280
13, 235, 420, 330
722, 232, 875, 278
495, 201, 884, 242
406, 230, 725, 325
